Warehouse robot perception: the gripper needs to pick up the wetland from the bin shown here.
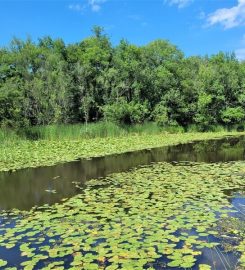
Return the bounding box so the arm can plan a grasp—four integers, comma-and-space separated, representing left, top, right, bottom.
0, 135, 244, 270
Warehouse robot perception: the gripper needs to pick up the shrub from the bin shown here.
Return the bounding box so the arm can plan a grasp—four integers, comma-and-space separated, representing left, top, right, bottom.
221, 107, 245, 125
102, 99, 149, 125
152, 102, 169, 127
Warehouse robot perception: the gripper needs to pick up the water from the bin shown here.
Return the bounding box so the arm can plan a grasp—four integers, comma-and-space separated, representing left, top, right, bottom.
0, 136, 244, 269
0, 136, 244, 210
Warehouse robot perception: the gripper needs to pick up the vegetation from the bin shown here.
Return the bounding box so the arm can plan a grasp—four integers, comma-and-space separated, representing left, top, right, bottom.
1, 26, 245, 131
0, 122, 173, 142
1, 26, 245, 270
0, 161, 244, 269
0, 131, 243, 172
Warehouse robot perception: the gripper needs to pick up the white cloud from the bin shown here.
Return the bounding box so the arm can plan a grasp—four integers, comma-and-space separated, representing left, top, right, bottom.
207, 0, 245, 29
235, 34, 245, 61
88, 0, 106, 12
165, 0, 193, 8
69, 4, 84, 12
69, 0, 107, 13
235, 48, 245, 60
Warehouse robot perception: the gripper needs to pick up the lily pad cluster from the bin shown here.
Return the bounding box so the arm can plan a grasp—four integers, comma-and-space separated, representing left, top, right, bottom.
0, 161, 244, 269
0, 132, 242, 172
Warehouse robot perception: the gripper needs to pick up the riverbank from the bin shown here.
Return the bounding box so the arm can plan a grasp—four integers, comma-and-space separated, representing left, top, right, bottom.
0, 131, 244, 172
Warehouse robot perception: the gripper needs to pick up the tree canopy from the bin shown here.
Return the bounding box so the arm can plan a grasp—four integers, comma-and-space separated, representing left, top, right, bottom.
0, 27, 244, 130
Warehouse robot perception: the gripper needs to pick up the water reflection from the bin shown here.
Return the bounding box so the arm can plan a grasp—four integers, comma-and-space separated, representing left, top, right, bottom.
0, 136, 244, 210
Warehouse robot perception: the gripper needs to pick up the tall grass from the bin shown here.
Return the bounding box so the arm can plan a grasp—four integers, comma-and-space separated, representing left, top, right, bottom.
0, 121, 244, 143
28, 122, 165, 140
27, 122, 124, 140
0, 128, 21, 144
186, 123, 245, 133
0, 122, 166, 142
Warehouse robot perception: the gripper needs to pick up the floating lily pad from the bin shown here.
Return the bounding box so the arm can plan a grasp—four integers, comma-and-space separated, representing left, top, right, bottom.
0, 160, 244, 269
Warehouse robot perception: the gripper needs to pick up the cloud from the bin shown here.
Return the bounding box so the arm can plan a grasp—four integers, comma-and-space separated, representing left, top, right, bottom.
235, 48, 245, 60
88, 0, 106, 12
165, 0, 193, 8
235, 34, 245, 61
69, 0, 107, 13
207, 0, 245, 29
69, 4, 84, 12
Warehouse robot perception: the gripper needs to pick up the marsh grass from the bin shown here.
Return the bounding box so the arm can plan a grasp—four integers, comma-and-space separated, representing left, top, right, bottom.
34, 122, 167, 140
29, 122, 245, 141
1, 122, 166, 142
0, 121, 244, 143
0, 128, 21, 144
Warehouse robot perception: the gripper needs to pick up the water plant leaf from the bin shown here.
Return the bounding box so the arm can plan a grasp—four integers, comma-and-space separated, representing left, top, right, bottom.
0, 160, 244, 269
0, 259, 7, 267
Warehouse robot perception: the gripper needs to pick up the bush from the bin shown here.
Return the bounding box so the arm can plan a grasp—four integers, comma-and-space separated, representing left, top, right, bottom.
102, 99, 149, 125
221, 107, 245, 125
164, 120, 185, 133
234, 124, 245, 132
152, 102, 169, 127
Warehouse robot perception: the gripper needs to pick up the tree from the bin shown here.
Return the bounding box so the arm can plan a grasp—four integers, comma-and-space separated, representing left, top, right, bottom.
0, 27, 245, 130
221, 107, 245, 126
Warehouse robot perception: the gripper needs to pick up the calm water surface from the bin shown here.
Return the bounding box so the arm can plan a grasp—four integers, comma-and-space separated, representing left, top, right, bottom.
0, 136, 245, 210
0, 136, 244, 269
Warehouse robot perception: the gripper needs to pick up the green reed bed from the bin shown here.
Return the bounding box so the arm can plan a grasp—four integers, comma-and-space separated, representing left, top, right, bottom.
16, 122, 165, 141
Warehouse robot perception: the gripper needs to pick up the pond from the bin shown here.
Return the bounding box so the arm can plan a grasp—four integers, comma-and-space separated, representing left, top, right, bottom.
0, 136, 244, 270
0, 136, 244, 211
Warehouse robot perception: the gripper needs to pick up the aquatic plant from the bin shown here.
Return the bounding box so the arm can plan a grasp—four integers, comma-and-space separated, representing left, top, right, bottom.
0, 161, 244, 269
0, 132, 243, 172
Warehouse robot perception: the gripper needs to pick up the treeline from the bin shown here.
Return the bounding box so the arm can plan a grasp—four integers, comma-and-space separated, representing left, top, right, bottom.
1, 26, 245, 131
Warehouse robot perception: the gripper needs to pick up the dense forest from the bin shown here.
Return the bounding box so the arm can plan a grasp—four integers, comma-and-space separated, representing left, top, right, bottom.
1, 26, 245, 131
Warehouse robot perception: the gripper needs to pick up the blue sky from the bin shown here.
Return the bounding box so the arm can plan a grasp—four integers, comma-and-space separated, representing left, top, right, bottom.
1, 0, 245, 59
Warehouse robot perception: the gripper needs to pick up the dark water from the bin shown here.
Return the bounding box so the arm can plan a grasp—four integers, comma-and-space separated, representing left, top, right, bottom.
0, 136, 244, 211
0, 136, 244, 269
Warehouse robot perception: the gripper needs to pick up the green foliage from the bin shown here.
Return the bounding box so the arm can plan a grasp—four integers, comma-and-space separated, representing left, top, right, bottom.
1, 160, 244, 268
221, 107, 245, 125
164, 122, 185, 133
187, 124, 227, 133
0, 131, 239, 172
0, 27, 245, 129
22, 122, 126, 140
103, 99, 149, 124
152, 102, 185, 132
152, 101, 169, 126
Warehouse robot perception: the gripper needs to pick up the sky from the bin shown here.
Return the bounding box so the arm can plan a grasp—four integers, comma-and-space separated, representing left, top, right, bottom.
0, 0, 245, 59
